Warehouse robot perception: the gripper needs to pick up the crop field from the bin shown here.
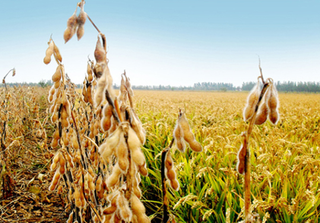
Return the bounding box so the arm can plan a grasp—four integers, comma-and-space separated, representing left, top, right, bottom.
1, 86, 320, 222
134, 90, 320, 222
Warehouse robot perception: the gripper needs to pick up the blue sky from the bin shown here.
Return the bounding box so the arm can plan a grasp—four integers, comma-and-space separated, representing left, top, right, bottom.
0, 1, 319, 87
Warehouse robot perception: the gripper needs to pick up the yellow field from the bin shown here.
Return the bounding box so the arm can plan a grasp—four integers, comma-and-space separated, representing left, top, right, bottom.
131, 90, 320, 222
1, 87, 320, 222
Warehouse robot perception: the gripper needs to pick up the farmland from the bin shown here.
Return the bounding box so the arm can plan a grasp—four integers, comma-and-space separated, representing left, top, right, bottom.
1, 87, 319, 222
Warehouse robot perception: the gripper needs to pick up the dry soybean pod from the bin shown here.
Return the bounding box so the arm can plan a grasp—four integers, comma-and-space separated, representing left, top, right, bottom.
63, 7, 78, 43
52, 65, 62, 83
103, 192, 119, 215
173, 121, 186, 152
164, 151, 180, 191
101, 104, 113, 132
267, 81, 280, 124
53, 41, 62, 62
117, 192, 132, 221
243, 80, 261, 121
130, 109, 146, 144
254, 95, 269, 125
87, 62, 93, 82
117, 137, 129, 173
106, 163, 122, 187
77, 2, 87, 40
178, 112, 202, 152
44, 40, 54, 64
99, 126, 122, 160
236, 144, 246, 175
94, 35, 106, 63
49, 169, 61, 191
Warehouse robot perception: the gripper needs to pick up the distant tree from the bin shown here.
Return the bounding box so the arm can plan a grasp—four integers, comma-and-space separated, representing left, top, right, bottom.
46, 80, 53, 86
38, 80, 48, 88
242, 82, 255, 91
220, 87, 227, 92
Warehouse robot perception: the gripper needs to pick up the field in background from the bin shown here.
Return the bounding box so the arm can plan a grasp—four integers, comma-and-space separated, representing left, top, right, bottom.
1, 88, 320, 222
134, 90, 320, 222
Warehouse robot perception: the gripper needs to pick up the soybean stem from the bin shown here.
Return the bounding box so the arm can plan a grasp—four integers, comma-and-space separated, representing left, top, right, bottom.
258, 58, 265, 84
2, 68, 15, 91
87, 15, 101, 34
244, 82, 270, 222
161, 138, 174, 223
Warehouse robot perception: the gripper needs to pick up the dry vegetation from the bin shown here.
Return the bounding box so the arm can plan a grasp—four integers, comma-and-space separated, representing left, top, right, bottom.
0, 86, 67, 222
1, 89, 320, 222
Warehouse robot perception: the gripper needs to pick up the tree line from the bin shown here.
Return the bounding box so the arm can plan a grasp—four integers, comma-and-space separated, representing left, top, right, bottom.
3, 80, 320, 93
131, 81, 320, 92
242, 81, 320, 92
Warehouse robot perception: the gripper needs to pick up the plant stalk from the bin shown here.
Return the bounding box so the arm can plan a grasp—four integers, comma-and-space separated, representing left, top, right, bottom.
162, 138, 174, 223
87, 15, 101, 34
244, 82, 270, 222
